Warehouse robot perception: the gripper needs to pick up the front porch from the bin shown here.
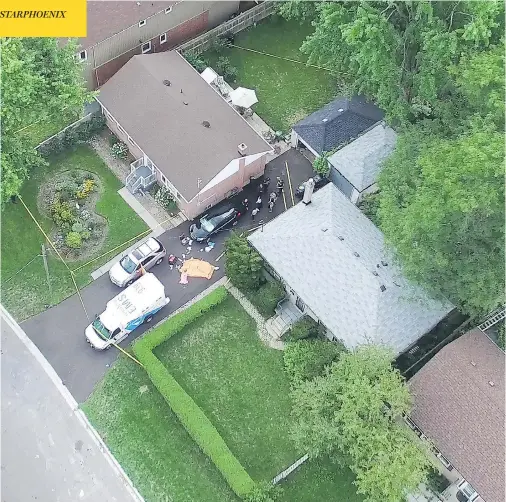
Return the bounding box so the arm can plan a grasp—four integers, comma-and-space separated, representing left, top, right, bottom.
126, 157, 157, 194
265, 297, 304, 340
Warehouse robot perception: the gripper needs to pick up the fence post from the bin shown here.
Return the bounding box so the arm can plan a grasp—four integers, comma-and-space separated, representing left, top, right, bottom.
41, 243, 53, 302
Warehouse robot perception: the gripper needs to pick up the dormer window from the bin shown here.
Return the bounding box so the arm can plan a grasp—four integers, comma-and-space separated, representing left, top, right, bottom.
165, 6, 172, 13
78, 50, 87, 62
139, 19, 146, 27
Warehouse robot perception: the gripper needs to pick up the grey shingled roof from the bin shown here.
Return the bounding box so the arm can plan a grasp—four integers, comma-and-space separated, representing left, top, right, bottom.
97, 52, 271, 200
248, 184, 452, 352
292, 96, 384, 155
328, 123, 397, 192
409, 330, 505, 502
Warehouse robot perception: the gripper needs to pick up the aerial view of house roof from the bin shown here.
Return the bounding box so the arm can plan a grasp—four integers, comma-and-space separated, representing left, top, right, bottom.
248, 184, 453, 352
328, 122, 397, 192
409, 329, 505, 502
97, 51, 271, 200
292, 96, 385, 155
78, 1, 176, 49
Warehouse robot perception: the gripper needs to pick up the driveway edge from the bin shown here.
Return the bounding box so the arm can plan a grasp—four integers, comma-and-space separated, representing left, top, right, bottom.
1, 305, 145, 502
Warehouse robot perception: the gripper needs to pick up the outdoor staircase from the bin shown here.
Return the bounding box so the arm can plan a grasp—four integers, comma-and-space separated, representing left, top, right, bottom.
265, 298, 304, 340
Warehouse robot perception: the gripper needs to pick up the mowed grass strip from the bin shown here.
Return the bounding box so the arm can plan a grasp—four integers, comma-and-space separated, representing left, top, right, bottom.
1, 144, 148, 320
154, 295, 299, 481
82, 355, 239, 502
202, 15, 339, 133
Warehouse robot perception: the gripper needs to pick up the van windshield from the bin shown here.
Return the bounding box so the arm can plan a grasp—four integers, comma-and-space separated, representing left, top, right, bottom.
92, 319, 112, 340
120, 255, 137, 274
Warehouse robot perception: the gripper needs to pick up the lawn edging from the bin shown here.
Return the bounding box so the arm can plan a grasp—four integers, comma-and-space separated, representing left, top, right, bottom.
133, 286, 256, 499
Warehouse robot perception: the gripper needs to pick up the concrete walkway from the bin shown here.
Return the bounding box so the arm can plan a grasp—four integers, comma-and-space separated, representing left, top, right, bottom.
118, 187, 160, 231
224, 281, 284, 350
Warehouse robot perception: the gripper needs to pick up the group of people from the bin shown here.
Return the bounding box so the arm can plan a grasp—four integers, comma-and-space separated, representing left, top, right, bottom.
241, 176, 285, 221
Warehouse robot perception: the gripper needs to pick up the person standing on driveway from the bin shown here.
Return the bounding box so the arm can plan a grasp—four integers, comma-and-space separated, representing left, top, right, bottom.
269, 192, 277, 204
241, 199, 249, 213
268, 199, 275, 213
276, 177, 284, 194
256, 195, 263, 210
251, 207, 259, 220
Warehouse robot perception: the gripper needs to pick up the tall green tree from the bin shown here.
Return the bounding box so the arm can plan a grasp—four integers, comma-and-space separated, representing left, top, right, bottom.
291, 345, 431, 502
225, 232, 264, 290
378, 128, 505, 316
279, 1, 505, 129
0, 38, 92, 201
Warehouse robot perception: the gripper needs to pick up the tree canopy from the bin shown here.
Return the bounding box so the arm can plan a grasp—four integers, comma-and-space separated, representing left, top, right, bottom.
1, 38, 92, 201
291, 345, 431, 502
225, 232, 264, 290
378, 127, 505, 316
279, 0, 505, 130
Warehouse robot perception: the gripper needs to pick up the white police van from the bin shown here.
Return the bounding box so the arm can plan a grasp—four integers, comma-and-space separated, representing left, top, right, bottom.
85, 272, 169, 350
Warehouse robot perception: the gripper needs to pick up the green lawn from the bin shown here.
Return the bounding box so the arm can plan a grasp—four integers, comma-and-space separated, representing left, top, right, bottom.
1, 144, 148, 320
154, 295, 299, 481
82, 356, 238, 502
202, 15, 340, 133
19, 108, 80, 148
279, 457, 362, 502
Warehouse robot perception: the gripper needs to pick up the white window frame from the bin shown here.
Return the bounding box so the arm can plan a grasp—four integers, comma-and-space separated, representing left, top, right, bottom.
141, 41, 151, 54
138, 19, 146, 27
127, 136, 135, 146
165, 6, 172, 14
436, 452, 452, 469
78, 50, 87, 62
160, 33, 167, 44
118, 124, 125, 134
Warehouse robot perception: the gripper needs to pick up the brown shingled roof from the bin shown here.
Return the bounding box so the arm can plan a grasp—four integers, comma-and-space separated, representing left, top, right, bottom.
409, 329, 505, 502
97, 51, 271, 200
79, 1, 176, 49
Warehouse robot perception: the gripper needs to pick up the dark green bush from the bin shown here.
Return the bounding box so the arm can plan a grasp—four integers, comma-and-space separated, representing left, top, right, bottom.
284, 339, 346, 385
216, 56, 238, 82
225, 232, 264, 290
183, 50, 208, 72
358, 192, 381, 226
283, 315, 325, 342
244, 481, 282, 502
245, 279, 285, 318
426, 467, 450, 494
133, 287, 255, 498
497, 321, 505, 350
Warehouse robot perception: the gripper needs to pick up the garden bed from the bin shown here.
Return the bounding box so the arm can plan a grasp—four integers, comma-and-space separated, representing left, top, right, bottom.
199, 15, 340, 133
1, 145, 148, 320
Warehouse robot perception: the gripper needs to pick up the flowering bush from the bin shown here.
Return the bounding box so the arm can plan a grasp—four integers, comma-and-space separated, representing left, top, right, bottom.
76, 178, 95, 199
65, 231, 82, 249
111, 141, 129, 159
51, 199, 76, 227
154, 185, 177, 212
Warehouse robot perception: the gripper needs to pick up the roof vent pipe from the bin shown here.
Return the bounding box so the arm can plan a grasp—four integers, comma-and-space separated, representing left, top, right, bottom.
202, 121, 210, 128
238, 143, 248, 156
380, 285, 386, 292
353, 252, 360, 257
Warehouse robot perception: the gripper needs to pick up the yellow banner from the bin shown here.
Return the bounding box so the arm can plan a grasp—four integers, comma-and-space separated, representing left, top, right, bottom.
0, 0, 86, 37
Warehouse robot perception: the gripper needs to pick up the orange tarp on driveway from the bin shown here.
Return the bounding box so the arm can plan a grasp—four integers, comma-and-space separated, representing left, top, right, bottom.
179, 258, 215, 280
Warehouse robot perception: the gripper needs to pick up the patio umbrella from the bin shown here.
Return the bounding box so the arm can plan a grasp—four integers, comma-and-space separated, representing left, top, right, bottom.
230, 87, 258, 108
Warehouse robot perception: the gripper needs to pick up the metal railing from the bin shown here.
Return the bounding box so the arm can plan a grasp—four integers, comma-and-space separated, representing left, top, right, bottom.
478, 306, 505, 332
130, 158, 144, 171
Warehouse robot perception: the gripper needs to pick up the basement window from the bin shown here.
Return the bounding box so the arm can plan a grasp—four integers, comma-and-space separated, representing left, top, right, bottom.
141, 41, 151, 54
160, 33, 167, 44
139, 19, 146, 27
78, 50, 87, 62
165, 6, 172, 14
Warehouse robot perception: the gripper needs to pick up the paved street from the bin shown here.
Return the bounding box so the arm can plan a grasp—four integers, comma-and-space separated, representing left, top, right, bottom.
20, 149, 314, 403
1, 309, 141, 502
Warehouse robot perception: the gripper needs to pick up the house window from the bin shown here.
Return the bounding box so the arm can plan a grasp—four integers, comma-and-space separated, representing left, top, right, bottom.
139, 19, 146, 27
78, 50, 87, 62
436, 452, 453, 470
165, 6, 172, 13
141, 41, 151, 54
127, 136, 135, 145
118, 125, 125, 134
160, 33, 167, 44
295, 296, 305, 312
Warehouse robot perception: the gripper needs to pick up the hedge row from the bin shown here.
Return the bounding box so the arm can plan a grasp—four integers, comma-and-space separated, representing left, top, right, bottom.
133, 286, 256, 498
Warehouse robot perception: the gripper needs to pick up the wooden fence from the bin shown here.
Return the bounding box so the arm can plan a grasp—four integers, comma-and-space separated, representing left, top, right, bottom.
177, 1, 276, 54
35, 112, 94, 151
271, 453, 309, 485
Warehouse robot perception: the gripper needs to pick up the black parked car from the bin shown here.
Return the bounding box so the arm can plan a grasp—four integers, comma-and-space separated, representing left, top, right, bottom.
189, 206, 241, 242
295, 174, 330, 198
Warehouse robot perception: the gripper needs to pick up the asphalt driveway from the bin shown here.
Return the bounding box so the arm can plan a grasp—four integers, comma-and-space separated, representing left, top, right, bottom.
20, 149, 314, 403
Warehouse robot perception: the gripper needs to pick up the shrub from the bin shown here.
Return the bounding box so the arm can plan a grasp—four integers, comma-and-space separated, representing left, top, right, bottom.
225, 232, 264, 290
133, 287, 255, 498
209, 36, 230, 52
245, 482, 282, 502
183, 50, 208, 72
358, 192, 381, 226
76, 178, 95, 199
71, 222, 84, 233
313, 153, 330, 177
153, 185, 177, 212
111, 141, 129, 159
65, 231, 82, 249
51, 199, 76, 227
109, 133, 120, 147
426, 467, 451, 494
81, 230, 91, 240
216, 56, 238, 82
284, 315, 325, 342
246, 279, 285, 318
284, 339, 346, 385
